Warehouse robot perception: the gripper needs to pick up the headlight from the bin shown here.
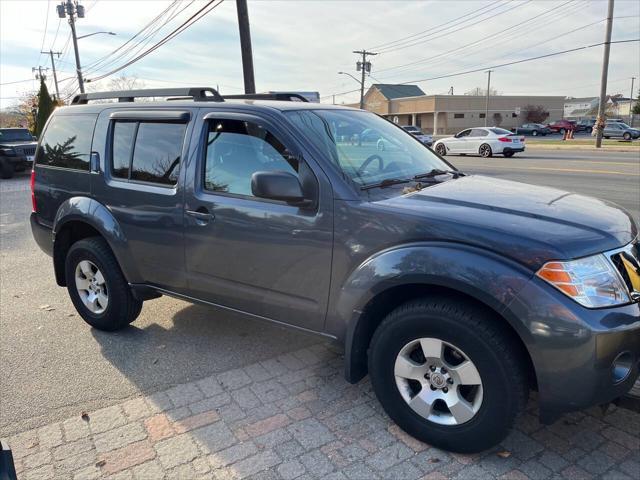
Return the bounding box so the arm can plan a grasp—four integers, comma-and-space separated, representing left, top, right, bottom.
0, 147, 16, 155
536, 254, 630, 308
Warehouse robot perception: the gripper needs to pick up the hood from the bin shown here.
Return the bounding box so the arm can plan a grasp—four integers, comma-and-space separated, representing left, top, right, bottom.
0, 140, 38, 148
379, 175, 637, 269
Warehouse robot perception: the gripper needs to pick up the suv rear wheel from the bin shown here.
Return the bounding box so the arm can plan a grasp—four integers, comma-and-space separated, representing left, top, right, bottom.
65, 237, 142, 331
368, 298, 528, 453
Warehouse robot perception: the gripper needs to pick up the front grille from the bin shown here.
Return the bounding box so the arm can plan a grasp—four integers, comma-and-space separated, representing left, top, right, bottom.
609, 241, 640, 302
22, 146, 36, 156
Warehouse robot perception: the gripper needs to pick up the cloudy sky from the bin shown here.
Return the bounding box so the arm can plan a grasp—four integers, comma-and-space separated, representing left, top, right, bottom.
1, 0, 639, 109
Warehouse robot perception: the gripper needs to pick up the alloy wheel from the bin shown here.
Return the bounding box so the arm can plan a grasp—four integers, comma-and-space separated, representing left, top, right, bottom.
394, 337, 483, 426
479, 144, 491, 157
75, 260, 108, 314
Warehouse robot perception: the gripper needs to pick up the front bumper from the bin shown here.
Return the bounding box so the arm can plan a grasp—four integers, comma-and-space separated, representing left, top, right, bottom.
507, 276, 640, 423
0, 154, 33, 169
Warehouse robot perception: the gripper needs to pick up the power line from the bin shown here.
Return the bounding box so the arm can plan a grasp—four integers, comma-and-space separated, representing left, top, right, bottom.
87, 0, 225, 83
368, 0, 503, 51
401, 39, 640, 85
376, 0, 528, 54
37, 0, 51, 65
82, 1, 183, 73
375, 0, 573, 75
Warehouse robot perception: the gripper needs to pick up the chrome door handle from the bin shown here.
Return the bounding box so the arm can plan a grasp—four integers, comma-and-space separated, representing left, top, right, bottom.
186, 209, 214, 224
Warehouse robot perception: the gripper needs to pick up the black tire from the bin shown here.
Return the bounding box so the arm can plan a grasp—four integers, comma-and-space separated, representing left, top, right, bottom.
435, 144, 446, 156
479, 143, 492, 158
559, 128, 565, 134
368, 298, 528, 453
604, 136, 610, 139
532, 130, 538, 136
0, 160, 14, 179
65, 237, 142, 331
623, 132, 631, 141
587, 127, 593, 134
503, 151, 515, 158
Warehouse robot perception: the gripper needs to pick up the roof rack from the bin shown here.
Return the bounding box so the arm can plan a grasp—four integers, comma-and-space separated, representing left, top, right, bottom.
222, 93, 309, 102
71, 87, 224, 104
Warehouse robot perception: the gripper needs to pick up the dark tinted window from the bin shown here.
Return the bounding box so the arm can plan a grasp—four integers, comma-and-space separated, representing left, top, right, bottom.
470, 129, 488, 137
131, 123, 185, 185
454, 113, 465, 119
36, 114, 97, 170
0, 129, 32, 142
457, 129, 472, 137
204, 119, 297, 197
489, 128, 512, 135
112, 122, 136, 179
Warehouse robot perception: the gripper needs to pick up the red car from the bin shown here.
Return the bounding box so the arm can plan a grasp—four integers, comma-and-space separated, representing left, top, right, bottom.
546, 120, 576, 134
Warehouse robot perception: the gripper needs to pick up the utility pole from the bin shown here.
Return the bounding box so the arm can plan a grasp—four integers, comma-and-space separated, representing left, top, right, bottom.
57, 0, 86, 93
41, 50, 62, 100
236, 0, 256, 94
484, 70, 493, 127
353, 49, 377, 110
629, 76, 636, 127
595, 0, 615, 148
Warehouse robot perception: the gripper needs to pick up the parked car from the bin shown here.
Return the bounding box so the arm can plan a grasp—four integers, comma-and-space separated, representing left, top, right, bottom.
0, 127, 38, 179
513, 123, 551, 136
545, 120, 575, 134
574, 119, 596, 133
30, 87, 640, 454
603, 121, 640, 140
401, 125, 433, 146
433, 127, 525, 158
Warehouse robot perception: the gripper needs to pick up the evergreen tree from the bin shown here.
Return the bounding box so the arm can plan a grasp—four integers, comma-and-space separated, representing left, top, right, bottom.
35, 78, 55, 137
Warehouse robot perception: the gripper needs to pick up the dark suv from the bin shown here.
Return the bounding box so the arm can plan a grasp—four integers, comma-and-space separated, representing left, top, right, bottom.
0, 127, 38, 178
30, 88, 640, 453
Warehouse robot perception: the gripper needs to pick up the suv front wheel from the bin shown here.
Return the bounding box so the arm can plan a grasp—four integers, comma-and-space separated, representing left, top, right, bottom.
65, 237, 142, 331
368, 298, 528, 453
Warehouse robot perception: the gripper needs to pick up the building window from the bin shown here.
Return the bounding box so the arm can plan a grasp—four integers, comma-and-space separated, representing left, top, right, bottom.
479, 113, 486, 119
454, 113, 465, 119
512, 113, 518, 118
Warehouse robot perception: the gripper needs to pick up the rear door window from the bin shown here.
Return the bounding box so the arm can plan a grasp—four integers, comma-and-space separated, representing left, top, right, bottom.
36, 114, 97, 170
110, 121, 186, 186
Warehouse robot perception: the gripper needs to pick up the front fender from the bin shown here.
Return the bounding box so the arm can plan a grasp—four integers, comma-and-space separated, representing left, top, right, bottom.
333, 242, 535, 382
53, 197, 141, 283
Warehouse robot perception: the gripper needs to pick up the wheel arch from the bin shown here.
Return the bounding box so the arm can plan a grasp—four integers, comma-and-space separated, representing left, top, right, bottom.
337, 243, 537, 390
52, 197, 138, 286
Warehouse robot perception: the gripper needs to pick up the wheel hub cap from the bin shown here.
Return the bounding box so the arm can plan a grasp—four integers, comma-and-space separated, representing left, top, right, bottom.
394, 337, 483, 426
75, 260, 108, 314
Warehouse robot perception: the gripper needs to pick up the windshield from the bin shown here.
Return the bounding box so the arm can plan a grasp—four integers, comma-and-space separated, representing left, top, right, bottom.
0, 129, 33, 142
285, 109, 451, 187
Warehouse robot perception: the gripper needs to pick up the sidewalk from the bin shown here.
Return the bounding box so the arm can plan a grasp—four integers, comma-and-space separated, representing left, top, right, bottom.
4, 343, 639, 480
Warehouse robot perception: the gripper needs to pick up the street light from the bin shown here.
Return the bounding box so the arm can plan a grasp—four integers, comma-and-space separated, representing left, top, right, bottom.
338, 71, 361, 85
77, 31, 116, 40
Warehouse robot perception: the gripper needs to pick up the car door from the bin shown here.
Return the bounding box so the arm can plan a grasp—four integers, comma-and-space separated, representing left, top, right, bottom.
449, 129, 472, 153
182, 110, 333, 332
91, 108, 194, 291
468, 128, 489, 153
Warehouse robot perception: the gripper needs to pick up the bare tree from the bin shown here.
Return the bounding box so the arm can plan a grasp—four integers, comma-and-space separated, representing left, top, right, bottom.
464, 86, 500, 96
524, 105, 550, 123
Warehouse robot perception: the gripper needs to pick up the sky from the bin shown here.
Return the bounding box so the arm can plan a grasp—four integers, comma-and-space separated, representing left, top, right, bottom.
1, 0, 639, 110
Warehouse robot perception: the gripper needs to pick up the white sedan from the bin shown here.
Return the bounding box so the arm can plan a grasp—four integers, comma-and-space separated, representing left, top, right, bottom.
433, 127, 525, 158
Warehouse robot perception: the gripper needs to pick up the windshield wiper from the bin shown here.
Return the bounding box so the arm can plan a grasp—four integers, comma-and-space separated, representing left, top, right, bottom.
413, 168, 463, 180
360, 178, 413, 191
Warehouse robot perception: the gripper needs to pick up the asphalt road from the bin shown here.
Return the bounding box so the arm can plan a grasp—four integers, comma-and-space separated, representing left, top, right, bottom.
1, 149, 639, 437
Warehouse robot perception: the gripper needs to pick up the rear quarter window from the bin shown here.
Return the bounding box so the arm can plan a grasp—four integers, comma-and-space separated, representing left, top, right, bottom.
36, 114, 97, 170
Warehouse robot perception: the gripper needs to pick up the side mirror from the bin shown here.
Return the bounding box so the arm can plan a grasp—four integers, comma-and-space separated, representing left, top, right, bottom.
32, 135, 37, 141
251, 171, 308, 205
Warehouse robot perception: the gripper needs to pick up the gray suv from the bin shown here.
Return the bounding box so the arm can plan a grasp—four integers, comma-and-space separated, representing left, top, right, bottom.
30, 88, 640, 453
0, 127, 38, 178
603, 121, 640, 140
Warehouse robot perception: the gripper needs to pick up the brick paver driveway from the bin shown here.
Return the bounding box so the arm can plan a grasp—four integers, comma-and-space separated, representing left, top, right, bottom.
4, 343, 639, 480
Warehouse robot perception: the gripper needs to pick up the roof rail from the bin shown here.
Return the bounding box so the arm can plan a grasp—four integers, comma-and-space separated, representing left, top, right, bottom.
70, 87, 224, 104
222, 93, 309, 102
